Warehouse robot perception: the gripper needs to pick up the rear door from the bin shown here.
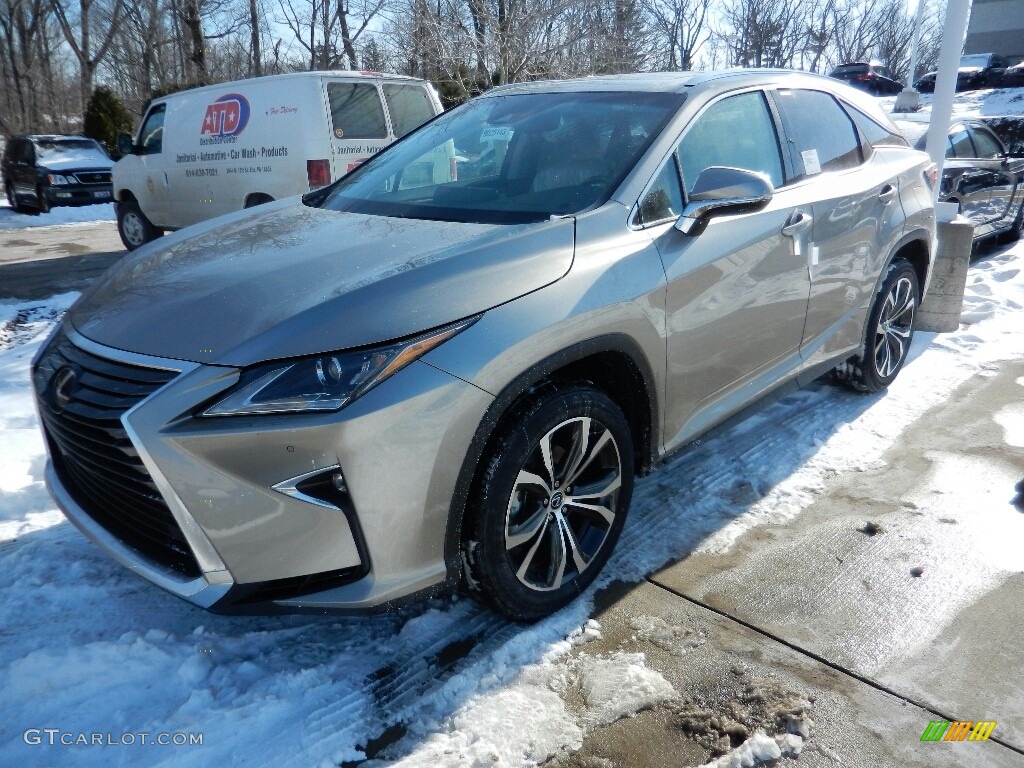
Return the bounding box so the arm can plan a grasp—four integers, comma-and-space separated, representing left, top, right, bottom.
772, 88, 905, 367
945, 124, 994, 224
322, 79, 390, 182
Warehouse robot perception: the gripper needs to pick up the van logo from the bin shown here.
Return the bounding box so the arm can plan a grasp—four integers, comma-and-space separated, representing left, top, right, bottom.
201, 93, 251, 137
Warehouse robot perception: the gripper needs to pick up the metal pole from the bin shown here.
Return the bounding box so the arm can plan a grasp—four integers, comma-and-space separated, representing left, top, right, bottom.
924, 0, 972, 192
907, 0, 928, 85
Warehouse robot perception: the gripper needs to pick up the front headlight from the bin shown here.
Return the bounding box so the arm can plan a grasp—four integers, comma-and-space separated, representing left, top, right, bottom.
47, 174, 69, 185
202, 317, 477, 416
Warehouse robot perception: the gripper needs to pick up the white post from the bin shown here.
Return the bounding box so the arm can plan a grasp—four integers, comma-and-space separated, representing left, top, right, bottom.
907, 0, 928, 85
894, 0, 931, 111
924, 0, 973, 186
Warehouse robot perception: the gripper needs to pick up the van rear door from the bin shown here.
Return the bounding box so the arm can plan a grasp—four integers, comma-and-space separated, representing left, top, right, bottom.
321, 79, 390, 184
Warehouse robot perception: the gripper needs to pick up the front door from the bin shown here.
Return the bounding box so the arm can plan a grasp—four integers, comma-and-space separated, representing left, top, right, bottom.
649, 90, 812, 448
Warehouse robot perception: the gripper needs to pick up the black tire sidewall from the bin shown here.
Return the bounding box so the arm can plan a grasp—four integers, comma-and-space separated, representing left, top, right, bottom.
466, 387, 634, 621
860, 261, 919, 391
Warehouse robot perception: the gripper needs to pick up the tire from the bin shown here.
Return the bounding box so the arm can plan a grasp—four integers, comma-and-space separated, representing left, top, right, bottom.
244, 193, 274, 209
36, 185, 50, 214
463, 386, 635, 621
836, 259, 919, 393
117, 199, 161, 251
997, 201, 1023, 244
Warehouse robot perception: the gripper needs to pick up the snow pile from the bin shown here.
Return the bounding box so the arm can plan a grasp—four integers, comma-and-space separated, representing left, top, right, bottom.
0, 196, 115, 230
699, 730, 803, 768
629, 615, 706, 656
575, 651, 678, 727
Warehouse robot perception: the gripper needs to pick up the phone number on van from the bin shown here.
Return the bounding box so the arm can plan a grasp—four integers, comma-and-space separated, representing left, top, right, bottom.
185, 168, 218, 178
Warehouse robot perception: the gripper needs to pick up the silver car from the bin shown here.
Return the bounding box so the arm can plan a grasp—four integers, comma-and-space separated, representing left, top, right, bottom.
33, 71, 936, 620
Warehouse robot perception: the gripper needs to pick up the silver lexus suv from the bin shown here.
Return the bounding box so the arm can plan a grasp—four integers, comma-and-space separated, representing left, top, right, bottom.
33, 71, 936, 620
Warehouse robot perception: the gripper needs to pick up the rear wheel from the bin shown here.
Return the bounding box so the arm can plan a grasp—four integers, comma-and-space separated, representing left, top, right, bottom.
463, 386, 634, 621
117, 199, 161, 251
5, 182, 26, 213
836, 259, 919, 393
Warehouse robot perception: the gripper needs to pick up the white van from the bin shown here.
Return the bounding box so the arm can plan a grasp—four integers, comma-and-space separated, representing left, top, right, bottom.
112, 71, 444, 250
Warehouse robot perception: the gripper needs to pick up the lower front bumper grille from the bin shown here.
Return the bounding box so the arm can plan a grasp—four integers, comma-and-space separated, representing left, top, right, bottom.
34, 329, 201, 577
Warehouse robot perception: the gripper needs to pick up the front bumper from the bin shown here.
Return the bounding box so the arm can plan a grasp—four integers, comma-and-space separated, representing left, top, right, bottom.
35, 324, 492, 613
44, 183, 113, 206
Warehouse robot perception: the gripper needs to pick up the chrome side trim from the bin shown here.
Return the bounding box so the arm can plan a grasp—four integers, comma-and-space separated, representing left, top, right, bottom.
272, 465, 343, 511
46, 462, 232, 607
64, 324, 232, 578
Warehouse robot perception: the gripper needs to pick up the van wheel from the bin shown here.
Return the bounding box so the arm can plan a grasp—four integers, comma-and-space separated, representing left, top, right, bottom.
836, 259, 919, 393
117, 199, 161, 251
244, 194, 274, 209
463, 386, 634, 621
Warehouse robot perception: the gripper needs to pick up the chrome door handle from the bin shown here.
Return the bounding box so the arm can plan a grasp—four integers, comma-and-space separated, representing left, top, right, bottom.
878, 183, 897, 203
781, 211, 812, 236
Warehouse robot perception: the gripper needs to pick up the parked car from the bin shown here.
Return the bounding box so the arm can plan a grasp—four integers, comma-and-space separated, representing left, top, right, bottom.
2, 135, 113, 213
112, 71, 443, 251
1000, 61, 1024, 88
828, 61, 903, 95
894, 116, 1024, 243
34, 71, 937, 621
914, 53, 1009, 92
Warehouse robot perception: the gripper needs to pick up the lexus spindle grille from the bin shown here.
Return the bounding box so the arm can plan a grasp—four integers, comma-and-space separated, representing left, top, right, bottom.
33, 329, 201, 577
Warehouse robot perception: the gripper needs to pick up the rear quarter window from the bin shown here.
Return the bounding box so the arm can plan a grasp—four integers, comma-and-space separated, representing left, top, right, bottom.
382, 84, 436, 138
327, 82, 387, 140
845, 104, 909, 148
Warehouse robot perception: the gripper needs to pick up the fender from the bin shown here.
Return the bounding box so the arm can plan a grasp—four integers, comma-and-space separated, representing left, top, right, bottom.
442, 333, 660, 581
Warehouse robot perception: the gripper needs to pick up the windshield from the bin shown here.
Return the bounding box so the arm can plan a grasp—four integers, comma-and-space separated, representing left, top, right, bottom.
34, 138, 109, 161
959, 55, 991, 68
319, 90, 684, 225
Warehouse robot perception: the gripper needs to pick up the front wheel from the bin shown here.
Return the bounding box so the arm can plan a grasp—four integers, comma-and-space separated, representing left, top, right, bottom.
463, 387, 634, 621
836, 259, 919, 393
5, 182, 25, 213
36, 185, 50, 214
117, 199, 162, 251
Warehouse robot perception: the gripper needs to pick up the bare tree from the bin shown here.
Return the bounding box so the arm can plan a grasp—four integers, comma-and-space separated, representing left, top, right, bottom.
50, 0, 127, 109
643, 0, 711, 71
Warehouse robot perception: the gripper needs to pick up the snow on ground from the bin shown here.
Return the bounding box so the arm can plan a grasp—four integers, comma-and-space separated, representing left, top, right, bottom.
0, 238, 1023, 767
0, 196, 115, 230
877, 84, 1024, 119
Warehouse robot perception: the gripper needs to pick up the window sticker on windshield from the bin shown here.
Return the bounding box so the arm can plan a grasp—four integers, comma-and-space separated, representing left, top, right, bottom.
801, 149, 821, 175
480, 126, 513, 142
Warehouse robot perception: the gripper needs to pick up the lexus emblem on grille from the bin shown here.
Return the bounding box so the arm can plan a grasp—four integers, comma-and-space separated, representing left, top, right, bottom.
52, 366, 77, 411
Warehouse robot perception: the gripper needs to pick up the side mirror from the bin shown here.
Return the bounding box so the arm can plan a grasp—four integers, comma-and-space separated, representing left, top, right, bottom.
116, 133, 135, 156
675, 166, 774, 235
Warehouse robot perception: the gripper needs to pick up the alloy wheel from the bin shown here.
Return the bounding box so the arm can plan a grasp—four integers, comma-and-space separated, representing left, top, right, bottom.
504, 416, 622, 592
873, 276, 915, 378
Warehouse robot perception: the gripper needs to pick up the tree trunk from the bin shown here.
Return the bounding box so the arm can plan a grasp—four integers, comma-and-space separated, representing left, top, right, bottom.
249, 0, 261, 75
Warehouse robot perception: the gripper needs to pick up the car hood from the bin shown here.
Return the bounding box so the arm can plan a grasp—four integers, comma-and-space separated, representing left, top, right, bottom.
70, 200, 575, 366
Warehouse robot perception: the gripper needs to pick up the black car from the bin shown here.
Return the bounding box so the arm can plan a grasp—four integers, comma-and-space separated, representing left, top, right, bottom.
2, 135, 113, 214
895, 117, 1024, 244
828, 61, 903, 95
914, 53, 1009, 93
1001, 61, 1024, 88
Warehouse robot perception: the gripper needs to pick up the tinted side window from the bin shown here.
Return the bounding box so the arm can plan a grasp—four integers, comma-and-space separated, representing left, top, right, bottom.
678, 91, 784, 193
637, 158, 684, 225
776, 89, 862, 177
327, 83, 387, 140
968, 126, 1002, 158
139, 105, 166, 154
382, 84, 435, 139
948, 127, 974, 158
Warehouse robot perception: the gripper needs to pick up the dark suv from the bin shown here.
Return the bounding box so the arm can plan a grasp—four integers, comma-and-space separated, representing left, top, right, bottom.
828, 61, 903, 95
914, 53, 1009, 92
2, 135, 113, 214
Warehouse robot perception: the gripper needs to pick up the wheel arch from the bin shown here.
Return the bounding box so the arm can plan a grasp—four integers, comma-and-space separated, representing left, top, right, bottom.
443, 334, 659, 580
